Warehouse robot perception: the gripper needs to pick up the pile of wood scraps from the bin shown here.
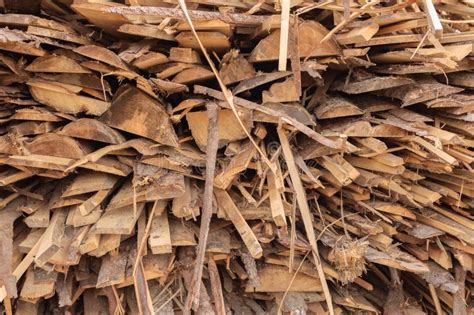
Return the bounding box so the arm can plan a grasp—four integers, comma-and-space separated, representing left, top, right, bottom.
0, 0, 473, 314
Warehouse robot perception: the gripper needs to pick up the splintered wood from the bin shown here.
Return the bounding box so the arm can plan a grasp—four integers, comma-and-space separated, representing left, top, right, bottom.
1, 0, 474, 314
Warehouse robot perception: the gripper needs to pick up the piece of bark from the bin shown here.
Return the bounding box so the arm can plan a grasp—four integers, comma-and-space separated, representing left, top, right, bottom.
96, 251, 128, 288
331, 74, 414, 94
420, 261, 458, 293
185, 102, 219, 312
376, 77, 464, 106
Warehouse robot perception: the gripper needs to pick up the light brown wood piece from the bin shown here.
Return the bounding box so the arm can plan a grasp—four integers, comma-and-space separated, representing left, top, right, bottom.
18, 229, 44, 254
63, 172, 118, 197
336, 22, 379, 45
172, 66, 214, 84
148, 211, 172, 255
172, 177, 200, 220
0, 32, 47, 57
214, 188, 262, 258
249, 21, 340, 62
91, 203, 144, 235
27, 79, 111, 116
262, 77, 299, 103
19, 269, 56, 302
429, 245, 452, 270
73, 45, 129, 71
0, 14, 72, 32
79, 233, 100, 255
423, 0, 443, 38
96, 251, 128, 288
176, 31, 231, 52
117, 24, 176, 41
132, 52, 168, 69
186, 108, 252, 151
219, 50, 256, 85
77, 190, 110, 216
214, 140, 256, 189
35, 208, 67, 266
100, 85, 179, 147
169, 47, 201, 64
194, 85, 344, 149
245, 265, 322, 292
267, 171, 287, 227
314, 95, 364, 119
176, 19, 233, 37
26, 25, 91, 45
88, 234, 121, 257
24, 206, 49, 228
59, 118, 125, 144
67, 206, 101, 227
106, 173, 185, 210
169, 219, 197, 247
26, 55, 91, 74
377, 19, 428, 35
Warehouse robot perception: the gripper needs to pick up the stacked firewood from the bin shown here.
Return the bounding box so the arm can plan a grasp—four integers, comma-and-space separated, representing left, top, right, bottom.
0, 0, 473, 314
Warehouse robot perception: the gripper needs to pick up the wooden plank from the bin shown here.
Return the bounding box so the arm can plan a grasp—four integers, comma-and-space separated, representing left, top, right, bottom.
148, 210, 172, 255
91, 203, 144, 235
267, 171, 287, 227
34, 208, 67, 266
214, 188, 262, 259
278, 0, 290, 71
277, 126, 334, 314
